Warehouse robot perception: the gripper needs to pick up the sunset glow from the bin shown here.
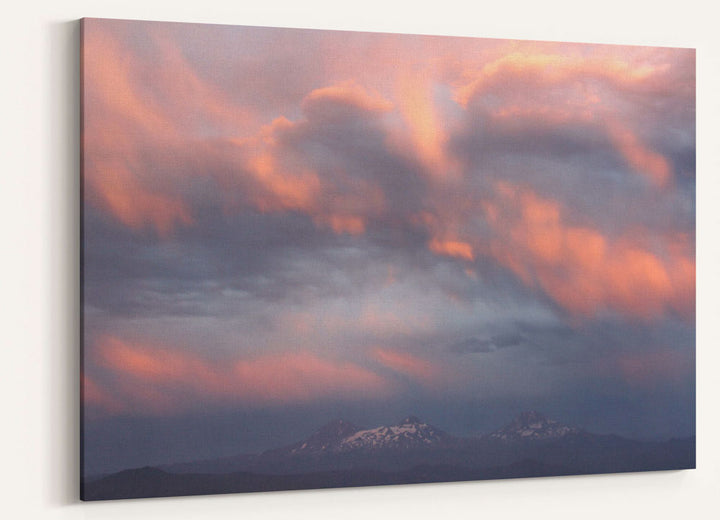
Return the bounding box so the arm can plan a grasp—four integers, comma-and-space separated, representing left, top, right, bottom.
81, 19, 694, 479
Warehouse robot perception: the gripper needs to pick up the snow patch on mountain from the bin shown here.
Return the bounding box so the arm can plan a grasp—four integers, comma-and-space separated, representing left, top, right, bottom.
286, 416, 451, 454
339, 417, 446, 450
488, 411, 579, 441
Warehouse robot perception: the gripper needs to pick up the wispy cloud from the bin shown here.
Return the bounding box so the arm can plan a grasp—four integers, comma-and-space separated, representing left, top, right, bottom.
87, 336, 394, 414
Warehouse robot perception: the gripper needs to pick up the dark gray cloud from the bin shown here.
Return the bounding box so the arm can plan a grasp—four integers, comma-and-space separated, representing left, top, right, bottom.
449, 110, 695, 240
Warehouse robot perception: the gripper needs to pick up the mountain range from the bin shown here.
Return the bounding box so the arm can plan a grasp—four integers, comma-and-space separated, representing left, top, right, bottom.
82, 411, 695, 500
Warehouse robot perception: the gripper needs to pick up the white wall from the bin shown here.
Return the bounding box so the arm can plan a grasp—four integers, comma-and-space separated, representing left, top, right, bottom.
2, 1, 718, 518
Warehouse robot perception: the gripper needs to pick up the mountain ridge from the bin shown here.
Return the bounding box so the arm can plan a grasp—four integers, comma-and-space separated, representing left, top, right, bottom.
86, 411, 695, 500
143, 410, 695, 481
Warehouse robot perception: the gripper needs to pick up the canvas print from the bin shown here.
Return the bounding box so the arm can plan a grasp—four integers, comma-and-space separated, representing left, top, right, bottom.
80, 18, 696, 501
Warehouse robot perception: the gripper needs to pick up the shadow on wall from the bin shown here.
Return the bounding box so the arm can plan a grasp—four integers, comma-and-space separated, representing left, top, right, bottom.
45, 19, 81, 506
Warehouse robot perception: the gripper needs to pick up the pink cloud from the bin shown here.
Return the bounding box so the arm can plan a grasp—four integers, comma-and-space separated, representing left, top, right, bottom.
428, 238, 475, 261
393, 70, 454, 179
454, 48, 682, 187
82, 23, 256, 236
303, 81, 394, 114
480, 182, 695, 320
82, 375, 127, 414
89, 336, 394, 415
223, 83, 392, 235
371, 348, 440, 387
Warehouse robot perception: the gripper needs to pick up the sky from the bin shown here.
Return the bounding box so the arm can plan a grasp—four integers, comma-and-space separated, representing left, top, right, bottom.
81, 18, 695, 476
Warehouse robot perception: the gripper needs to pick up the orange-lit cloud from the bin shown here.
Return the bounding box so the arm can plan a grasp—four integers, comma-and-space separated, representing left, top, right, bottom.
481, 182, 695, 320
89, 336, 393, 414
82, 24, 255, 236
605, 119, 672, 187
303, 81, 394, 114
82, 375, 127, 414
238, 119, 322, 214
313, 214, 366, 235
82, 28, 194, 236
225, 83, 391, 236
455, 49, 677, 187
428, 238, 475, 261
454, 51, 666, 108
414, 210, 478, 263
394, 70, 452, 178
89, 159, 194, 237
371, 348, 440, 386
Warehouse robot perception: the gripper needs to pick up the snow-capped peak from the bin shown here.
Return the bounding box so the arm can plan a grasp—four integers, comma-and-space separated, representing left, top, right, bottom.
338, 416, 451, 451
488, 411, 579, 441
280, 415, 452, 455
